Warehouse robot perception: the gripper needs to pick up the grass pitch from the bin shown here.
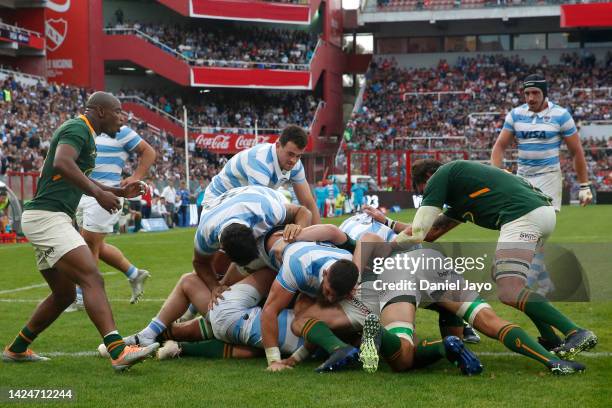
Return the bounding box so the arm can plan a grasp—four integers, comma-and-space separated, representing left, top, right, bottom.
1, 206, 611, 407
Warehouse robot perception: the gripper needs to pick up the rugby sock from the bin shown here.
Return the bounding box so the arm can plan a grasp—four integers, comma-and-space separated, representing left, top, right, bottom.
380, 329, 402, 361
533, 320, 562, 346
8, 326, 37, 353
125, 265, 138, 280
301, 319, 347, 354
179, 340, 232, 358
414, 339, 445, 368
138, 317, 167, 342
517, 288, 580, 335
103, 331, 126, 359
197, 316, 214, 340
497, 324, 555, 365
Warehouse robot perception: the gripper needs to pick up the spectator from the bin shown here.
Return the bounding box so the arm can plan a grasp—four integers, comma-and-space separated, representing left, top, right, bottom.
161, 178, 177, 227
194, 178, 207, 222
351, 182, 367, 212
0, 188, 9, 233
177, 180, 190, 227
314, 181, 327, 217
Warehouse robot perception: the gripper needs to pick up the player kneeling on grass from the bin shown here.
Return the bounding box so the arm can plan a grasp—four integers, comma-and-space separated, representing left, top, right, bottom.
395, 159, 597, 363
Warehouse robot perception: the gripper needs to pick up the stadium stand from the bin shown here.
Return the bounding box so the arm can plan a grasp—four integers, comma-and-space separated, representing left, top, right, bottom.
118, 89, 319, 132
104, 23, 318, 69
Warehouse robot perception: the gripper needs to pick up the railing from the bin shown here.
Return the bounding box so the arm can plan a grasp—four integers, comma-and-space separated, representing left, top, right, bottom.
403, 90, 474, 102
571, 87, 612, 100
118, 95, 301, 135
0, 22, 43, 38
104, 27, 313, 71
369, 0, 610, 12
0, 68, 46, 83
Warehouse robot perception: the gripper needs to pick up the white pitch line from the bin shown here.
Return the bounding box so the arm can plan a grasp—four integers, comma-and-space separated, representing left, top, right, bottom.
0, 272, 119, 295
0, 298, 166, 303
30, 351, 612, 358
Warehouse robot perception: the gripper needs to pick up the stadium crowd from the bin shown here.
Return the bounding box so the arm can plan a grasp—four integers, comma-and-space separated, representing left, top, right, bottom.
376, 0, 588, 10
106, 22, 318, 69
119, 89, 319, 132
343, 53, 611, 190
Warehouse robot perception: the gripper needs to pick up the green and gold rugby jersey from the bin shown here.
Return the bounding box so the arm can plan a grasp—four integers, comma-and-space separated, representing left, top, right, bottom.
25, 115, 97, 217
421, 160, 552, 230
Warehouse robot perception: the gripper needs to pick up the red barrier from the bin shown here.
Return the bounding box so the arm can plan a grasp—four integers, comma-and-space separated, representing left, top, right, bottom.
191, 66, 310, 89
6, 171, 39, 201
561, 3, 612, 28
190, 0, 310, 23
345, 150, 468, 192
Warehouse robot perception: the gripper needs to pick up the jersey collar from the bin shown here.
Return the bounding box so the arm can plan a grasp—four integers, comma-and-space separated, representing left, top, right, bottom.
79, 114, 97, 137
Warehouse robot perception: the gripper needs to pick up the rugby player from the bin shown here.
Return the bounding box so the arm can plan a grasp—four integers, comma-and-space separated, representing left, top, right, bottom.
203, 124, 320, 224
395, 159, 597, 360
69, 125, 156, 311
2, 92, 158, 370
260, 224, 480, 374
491, 73, 592, 346
356, 233, 586, 375
341, 211, 480, 343
120, 185, 311, 348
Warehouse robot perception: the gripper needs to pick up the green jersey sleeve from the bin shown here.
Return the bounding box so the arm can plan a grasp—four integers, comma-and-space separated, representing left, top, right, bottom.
442, 206, 466, 223
57, 124, 87, 155
421, 165, 450, 208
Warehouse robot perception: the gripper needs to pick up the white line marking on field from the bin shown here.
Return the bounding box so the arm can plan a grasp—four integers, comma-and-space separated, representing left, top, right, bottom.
0, 298, 166, 303
33, 351, 612, 358
0, 272, 119, 294
476, 351, 612, 357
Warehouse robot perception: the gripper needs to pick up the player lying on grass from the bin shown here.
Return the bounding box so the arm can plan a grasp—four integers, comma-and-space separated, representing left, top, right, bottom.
105, 268, 304, 362
260, 224, 480, 374
116, 185, 311, 347
340, 212, 481, 344
3, 92, 158, 371
355, 233, 586, 375
394, 159, 597, 360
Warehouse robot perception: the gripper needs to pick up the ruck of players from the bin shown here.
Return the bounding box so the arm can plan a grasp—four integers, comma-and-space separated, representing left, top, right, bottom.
3, 78, 598, 377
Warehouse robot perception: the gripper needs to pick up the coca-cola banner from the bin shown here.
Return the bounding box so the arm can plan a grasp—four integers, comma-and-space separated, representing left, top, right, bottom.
190, 0, 310, 24
194, 133, 279, 154
45, 0, 91, 86
191, 66, 311, 89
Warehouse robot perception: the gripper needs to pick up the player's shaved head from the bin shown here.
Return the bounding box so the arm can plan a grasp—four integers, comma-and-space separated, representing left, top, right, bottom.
86, 91, 120, 109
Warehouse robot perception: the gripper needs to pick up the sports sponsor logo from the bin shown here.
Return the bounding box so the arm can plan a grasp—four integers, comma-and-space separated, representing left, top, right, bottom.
519, 232, 539, 242
194, 134, 279, 152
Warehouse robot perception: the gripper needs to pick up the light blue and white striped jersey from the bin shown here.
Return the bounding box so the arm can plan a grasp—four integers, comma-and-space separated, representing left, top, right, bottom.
276, 241, 353, 298
194, 185, 287, 255
204, 143, 306, 202
90, 126, 142, 187
233, 307, 303, 354
502, 101, 577, 177
339, 213, 397, 242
